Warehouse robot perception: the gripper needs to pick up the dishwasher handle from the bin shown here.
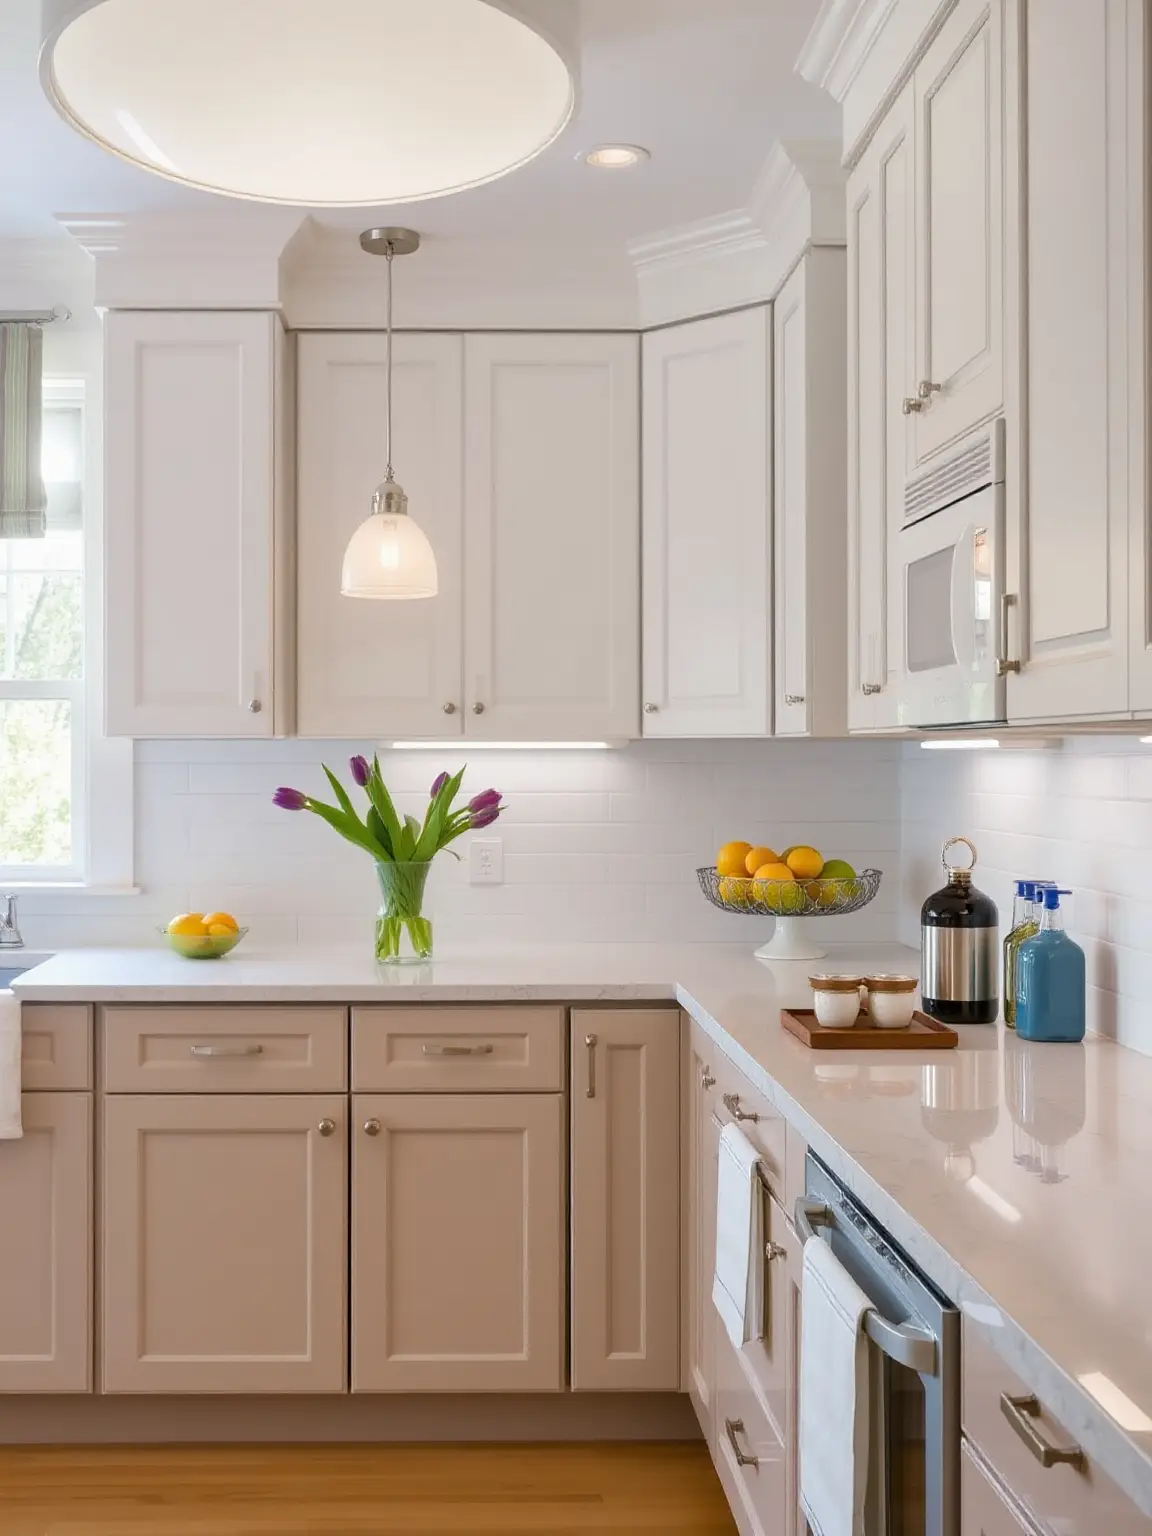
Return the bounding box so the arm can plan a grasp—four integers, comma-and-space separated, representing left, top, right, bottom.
794, 1196, 939, 1378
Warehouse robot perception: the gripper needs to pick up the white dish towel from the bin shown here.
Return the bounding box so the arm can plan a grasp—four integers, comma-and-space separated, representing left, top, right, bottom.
799, 1233, 873, 1536
0, 990, 21, 1140
712, 1121, 764, 1348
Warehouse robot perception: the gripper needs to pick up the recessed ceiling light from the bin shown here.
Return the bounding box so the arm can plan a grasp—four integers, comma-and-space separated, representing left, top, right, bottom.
582, 144, 649, 170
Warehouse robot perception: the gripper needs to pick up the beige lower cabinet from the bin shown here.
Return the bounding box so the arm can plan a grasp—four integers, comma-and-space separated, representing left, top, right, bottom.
569, 1008, 680, 1391
687, 1020, 721, 1436
351, 1091, 565, 1392
714, 1320, 789, 1536
101, 1093, 347, 1393
0, 1092, 92, 1392
962, 1440, 1040, 1535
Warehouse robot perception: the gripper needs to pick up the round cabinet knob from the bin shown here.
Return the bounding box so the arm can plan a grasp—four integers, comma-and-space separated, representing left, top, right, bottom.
902, 395, 924, 415
442, 702, 457, 715
701, 1070, 716, 1090
643, 703, 659, 714
248, 699, 262, 714
765, 1241, 787, 1263
363, 1119, 381, 1137
472, 702, 485, 715
317, 1119, 336, 1137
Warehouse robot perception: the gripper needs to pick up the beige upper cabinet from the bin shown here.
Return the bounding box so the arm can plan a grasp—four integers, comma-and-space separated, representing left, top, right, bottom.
104, 311, 289, 737
773, 251, 848, 739
295, 333, 465, 738
0, 1092, 92, 1393
101, 1093, 347, 1394
846, 84, 913, 733
351, 1091, 565, 1393
910, 0, 1004, 466
642, 308, 772, 737
569, 1009, 680, 1391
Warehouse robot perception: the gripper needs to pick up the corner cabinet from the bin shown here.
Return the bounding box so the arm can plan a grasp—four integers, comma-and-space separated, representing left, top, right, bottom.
104, 311, 291, 737
641, 308, 772, 737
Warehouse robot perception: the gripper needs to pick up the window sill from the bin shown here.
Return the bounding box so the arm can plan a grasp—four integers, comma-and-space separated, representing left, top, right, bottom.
0, 882, 143, 896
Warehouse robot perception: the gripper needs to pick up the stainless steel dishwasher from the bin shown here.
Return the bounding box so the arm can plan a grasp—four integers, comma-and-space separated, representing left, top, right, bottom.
797, 1152, 960, 1536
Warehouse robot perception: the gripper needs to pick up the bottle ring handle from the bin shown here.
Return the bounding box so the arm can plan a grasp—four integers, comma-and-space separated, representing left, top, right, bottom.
942, 835, 978, 873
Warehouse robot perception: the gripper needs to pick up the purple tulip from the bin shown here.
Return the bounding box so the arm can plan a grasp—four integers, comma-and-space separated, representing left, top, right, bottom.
430, 771, 449, 797
468, 788, 501, 814
350, 755, 371, 788
470, 803, 501, 830
273, 786, 308, 811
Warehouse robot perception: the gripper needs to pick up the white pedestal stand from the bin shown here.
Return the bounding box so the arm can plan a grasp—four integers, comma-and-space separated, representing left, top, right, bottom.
754, 916, 828, 963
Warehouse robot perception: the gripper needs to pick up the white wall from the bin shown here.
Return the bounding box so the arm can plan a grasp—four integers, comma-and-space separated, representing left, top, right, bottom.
15, 738, 901, 953
901, 737, 1152, 1054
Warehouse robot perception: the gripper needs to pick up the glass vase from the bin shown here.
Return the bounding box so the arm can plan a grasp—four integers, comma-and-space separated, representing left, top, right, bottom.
374, 861, 433, 964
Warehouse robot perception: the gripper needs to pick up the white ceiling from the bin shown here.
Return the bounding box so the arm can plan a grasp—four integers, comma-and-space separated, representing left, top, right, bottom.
0, 0, 838, 247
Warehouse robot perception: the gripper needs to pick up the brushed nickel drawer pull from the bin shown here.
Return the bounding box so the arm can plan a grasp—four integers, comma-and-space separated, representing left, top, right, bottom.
765, 1241, 786, 1262
317, 1119, 336, 1137
585, 1033, 597, 1099
700, 1069, 716, 1089
997, 591, 1021, 676
421, 1043, 495, 1057
724, 1418, 759, 1468
1000, 1393, 1085, 1470
189, 1043, 263, 1058
862, 682, 882, 696
722, 1092, 760, 1123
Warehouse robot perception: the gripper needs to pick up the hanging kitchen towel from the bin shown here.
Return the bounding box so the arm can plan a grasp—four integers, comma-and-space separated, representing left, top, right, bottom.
712, 1121, 764, 1348
0, 322, 47, 539
799, 1234, 873, 1536
0, 991, 22, 1140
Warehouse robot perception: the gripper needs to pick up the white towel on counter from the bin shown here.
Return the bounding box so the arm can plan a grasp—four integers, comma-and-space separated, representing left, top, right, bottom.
712, 1121, 764, 1348
799, 1234, 873, 1536
0, 990, 21, 1140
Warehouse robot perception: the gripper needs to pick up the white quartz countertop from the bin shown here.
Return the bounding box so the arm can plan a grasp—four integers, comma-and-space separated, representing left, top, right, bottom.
14, 940, 1152, 1511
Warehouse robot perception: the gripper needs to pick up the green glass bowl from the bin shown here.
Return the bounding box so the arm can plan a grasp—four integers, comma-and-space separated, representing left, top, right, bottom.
158, 926, 248, 960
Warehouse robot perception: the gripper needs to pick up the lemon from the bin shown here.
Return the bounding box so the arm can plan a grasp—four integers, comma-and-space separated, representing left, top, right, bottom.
751, 862, 801, 914
752, 861, 793, 882
785, 846, 824, 881
206, 923, 236, 937
717, 875, 752, 908
744, 845, 778, 876
716, 841, 754, 878
202, 911, 239, 933
168, 913, 208, 937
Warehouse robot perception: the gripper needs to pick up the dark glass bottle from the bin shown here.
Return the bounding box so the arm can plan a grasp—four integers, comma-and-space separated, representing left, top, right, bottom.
921, 836, 999, 1025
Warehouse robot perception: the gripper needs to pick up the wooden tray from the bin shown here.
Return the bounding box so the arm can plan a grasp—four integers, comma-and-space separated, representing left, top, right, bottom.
781, 1008, 958, 1050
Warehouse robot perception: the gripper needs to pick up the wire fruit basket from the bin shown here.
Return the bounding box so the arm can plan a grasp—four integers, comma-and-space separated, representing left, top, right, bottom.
696, 866, 883, 961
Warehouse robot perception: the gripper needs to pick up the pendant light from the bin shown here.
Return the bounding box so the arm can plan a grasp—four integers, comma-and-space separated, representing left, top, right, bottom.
341, 229, 438, 601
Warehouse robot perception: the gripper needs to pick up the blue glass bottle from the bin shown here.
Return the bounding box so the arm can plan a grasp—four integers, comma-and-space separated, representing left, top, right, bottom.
1015, 889, 1085, 1043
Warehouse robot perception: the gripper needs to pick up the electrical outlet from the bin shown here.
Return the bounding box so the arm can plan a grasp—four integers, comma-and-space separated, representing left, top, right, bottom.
469, 837, 504, 886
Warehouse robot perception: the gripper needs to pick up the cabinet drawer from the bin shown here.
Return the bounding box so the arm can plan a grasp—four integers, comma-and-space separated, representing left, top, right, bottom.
713, 1053, 786, 1199
714, 1319, 787, 1536
961, 1439, 1039, 1535
963, 1324, 1152, 1535
352, 1006, 563, 1092
20, 1004, 92, 1091
101, 1007, 347, 1092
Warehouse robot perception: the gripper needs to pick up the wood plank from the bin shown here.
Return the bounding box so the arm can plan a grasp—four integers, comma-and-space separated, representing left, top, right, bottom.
0, 1443, 737, 1535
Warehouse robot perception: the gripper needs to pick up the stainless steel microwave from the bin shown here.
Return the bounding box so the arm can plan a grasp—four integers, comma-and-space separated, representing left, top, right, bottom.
896, 422, 1006, 729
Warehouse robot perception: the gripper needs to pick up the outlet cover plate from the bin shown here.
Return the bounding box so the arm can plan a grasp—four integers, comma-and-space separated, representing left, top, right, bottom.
469, 838, 504, 885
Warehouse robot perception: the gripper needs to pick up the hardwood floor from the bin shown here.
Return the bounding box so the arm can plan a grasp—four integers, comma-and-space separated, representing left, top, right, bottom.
0, 1442, 738, 1535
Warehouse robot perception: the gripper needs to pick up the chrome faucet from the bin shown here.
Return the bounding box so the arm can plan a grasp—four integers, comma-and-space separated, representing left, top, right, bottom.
0, 896, 24, 949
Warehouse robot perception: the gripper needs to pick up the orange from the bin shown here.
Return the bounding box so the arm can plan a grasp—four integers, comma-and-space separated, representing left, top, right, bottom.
752, 862, 793, 883
785, 846, 824, 881
202, 911, 239, 933
167, 913, 207, 937
716, 841, 753, 878
744, 845, 779, 876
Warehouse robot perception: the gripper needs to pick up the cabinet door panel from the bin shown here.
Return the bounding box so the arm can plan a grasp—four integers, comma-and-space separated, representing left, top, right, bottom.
352, 1092, 564, 1392
570, 1009, 680, 1391
296, 332, 464, 737
687, 1024, 720, 1438
102, 1094, 346, 1393
463, 334, 639, 741
913, 0, 1003, 462
105, 312, 280, 737
0, 1093, 91, 1392
642, 309, 771, 736
774, 266, 809, 737
961, 1442, 1039, 1535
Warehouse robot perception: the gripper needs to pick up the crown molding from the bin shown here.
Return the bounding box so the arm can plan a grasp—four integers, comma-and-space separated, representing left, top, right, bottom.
628, 138, 846, 326
795, 0, 900, 102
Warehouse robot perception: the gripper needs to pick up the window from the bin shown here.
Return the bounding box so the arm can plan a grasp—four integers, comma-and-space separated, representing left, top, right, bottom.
0, 380, 86, 880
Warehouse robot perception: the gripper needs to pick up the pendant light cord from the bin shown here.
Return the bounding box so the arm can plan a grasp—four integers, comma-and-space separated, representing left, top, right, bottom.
384, 242, 394, 482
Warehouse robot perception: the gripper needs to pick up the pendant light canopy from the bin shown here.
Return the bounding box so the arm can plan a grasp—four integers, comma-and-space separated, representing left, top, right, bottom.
341, 229, 438, 602
39, 0, 579, 206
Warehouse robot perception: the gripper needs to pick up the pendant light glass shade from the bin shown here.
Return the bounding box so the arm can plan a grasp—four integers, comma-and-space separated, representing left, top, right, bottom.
39, 0, 578, 206
341, 482, 438, 599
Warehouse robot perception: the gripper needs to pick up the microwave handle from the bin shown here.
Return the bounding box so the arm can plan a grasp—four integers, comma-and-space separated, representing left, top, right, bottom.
949, 526, 979, 674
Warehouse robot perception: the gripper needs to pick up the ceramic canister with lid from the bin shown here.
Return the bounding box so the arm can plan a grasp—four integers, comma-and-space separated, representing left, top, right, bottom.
920, 836, 999, 1025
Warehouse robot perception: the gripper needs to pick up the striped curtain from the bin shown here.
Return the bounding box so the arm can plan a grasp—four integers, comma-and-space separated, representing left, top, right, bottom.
0, 322, 47, 538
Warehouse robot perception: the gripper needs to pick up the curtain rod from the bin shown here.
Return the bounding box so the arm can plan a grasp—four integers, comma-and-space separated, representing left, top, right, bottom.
0, 305, 71, 325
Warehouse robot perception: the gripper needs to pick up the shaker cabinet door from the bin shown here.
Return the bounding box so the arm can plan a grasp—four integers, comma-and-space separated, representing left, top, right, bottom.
569, 1009, 680, 1391
0, 1093, 91, 1393
352, 1092, 565, 1392
687, 1022, 721, 1438
101, 1094, 347, 1393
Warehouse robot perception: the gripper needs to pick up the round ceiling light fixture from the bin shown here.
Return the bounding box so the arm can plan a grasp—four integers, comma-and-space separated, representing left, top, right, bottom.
39, 0, 579, 206
582, 144, 649, 170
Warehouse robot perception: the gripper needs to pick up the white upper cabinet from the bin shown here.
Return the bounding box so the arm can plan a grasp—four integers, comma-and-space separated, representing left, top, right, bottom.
773, 250, 848, 738
296, 333, 464, 738
104, 311, 288, 737
909, 0, 1004, 465
847, 86, 913, 733
463, 334, 639, 741
642, 308, 772, 737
